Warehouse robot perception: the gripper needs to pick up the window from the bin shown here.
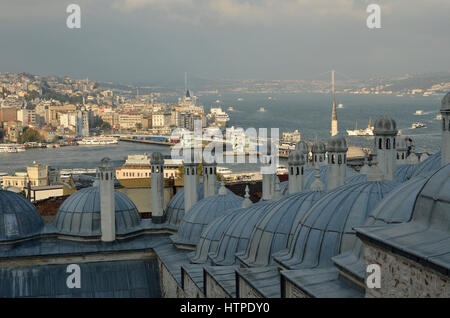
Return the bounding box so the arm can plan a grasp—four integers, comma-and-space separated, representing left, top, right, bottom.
331, 154, 335, 164
296, 167, 299, 176
443, 118, 446, 131
379, 138, 382, 150
386, 138, 390, 150
338, 155, 342, 164
290, 167, 294, 175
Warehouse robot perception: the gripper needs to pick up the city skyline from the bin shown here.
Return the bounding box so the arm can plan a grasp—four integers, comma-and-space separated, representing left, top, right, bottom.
0, 0, 449, 84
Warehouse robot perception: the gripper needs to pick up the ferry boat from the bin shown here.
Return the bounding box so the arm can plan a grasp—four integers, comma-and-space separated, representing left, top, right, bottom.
0, 144, 26, 153
78, 136, 119, 145
411, 122, 426, 129
414, 110, 424, 115
347, 118, 374, 136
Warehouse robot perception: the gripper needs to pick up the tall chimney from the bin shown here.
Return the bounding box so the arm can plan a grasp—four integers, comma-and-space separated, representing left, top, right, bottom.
327, 134, 348, 190
99, 157, 115, 242
151, 152, 165, 224
373, 116, 397, 181
184, 150, 199, 213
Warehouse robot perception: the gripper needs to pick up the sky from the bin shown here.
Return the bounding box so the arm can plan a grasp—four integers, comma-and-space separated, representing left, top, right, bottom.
0, 0, 449, 85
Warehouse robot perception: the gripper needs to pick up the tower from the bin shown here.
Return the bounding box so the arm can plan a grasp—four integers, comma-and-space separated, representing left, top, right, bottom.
98, 157, 115, 242
327, 134, 348, 190
151, 152, 165, 224
373, 116, 398, 181
441, 92, 450, 166
288, 149, 305, 194
395, 138, 408, 164
261, 145, 275, 201
203, 156, 217, 198
184, 151, 199, 213
331, 70, 338, 137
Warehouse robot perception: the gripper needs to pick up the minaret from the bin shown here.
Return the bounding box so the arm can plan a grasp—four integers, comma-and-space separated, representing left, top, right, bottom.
331, 70, 338, 137
441, 92, 450, 166
373, 116, 398, 181
151, 152, 165, 224
98, 157, 115, 242
183, 151, 199, 213
327, 134, 348, 190
203, 156, 217, 198
288, 149, 305, 194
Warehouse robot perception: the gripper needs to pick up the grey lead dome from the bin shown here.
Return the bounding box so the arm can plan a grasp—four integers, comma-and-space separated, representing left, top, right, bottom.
327, 134, 348, 153
0, 190, 44, 241
373, 116, 397, 135
54, 187, 141, 237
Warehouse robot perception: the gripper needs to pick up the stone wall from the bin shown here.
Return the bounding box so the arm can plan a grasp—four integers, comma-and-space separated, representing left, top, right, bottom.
238, 276, 263, 298
157, 259, 185, 298
204, 272, 232, 298
283, 279, 309, 298
364, 242, 450, 298
183, 272, 205, 298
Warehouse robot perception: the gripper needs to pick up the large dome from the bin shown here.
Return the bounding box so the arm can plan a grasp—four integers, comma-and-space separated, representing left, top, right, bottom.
54, 187, 141, 237
170, 191, 243, 248
190, 200, 272, 265
236, 190, 327, 267
273, 180, 398, 270
0, 190, 44, 241
163, 183, 232, 227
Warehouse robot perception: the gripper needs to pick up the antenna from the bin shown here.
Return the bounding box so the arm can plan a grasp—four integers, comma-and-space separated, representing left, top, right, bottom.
185, 72, 188, 92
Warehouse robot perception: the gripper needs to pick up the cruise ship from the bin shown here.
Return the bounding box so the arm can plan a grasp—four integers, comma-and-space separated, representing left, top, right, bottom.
0, 144, 26, 153
208, 107, 230, 128
78, 136, 119, 145
347, 118, 374, 136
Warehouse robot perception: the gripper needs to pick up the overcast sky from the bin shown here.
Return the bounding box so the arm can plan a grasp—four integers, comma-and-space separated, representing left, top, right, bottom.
0, 0, 449, 84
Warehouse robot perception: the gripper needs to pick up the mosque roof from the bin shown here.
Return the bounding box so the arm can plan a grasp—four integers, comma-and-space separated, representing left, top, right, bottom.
273, 180, 398, 270
170, 192, 243, 248
356, 164, 450, 276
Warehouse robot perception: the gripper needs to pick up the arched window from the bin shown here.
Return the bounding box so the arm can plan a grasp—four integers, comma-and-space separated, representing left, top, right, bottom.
386, 138, 390, 149
210, 167, 213, 174
105, 173, 109, 180
301, 167, 304, 175
397, 153, 399, 159
393, 138, 396, 149
402, 153, 405, 160
192, 168, 195, 175
290, 167, 294, 175
331, 154, 335, 164
443, 118, 446, 131
315, 155, 317, 162
338, 155, 342, 164
379, 138, 382, 149
186, 168, 190, 176
296, 167, 299, 176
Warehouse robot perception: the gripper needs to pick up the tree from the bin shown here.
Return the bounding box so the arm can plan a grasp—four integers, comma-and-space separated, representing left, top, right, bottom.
136, 123, 142, 130
20, 128, 41, 143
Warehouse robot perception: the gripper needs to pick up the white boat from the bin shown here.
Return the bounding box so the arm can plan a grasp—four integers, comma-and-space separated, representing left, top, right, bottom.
227, 106, 234, 111
0, 144, 25, 153
237, 98, 244, 101
347, 118, 374, 136
436, 114, 443, 120
411, 122, 426, 129
338, 103, 344, 109
78, 136, 119, 145
217, 167, 232, 175
414, 110, 424, 115
259, 107, 265, 112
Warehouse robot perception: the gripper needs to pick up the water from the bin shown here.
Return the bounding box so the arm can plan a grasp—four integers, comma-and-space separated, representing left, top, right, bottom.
0, 93, 443, 174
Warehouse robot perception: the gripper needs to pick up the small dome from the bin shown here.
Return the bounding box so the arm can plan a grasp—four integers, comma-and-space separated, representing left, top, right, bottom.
150, 152, 164, 164
164, 183, 232, 227
170, 192, 243, 248
273, 180, 398, 270
99, 157, 113, 169
327, 134, 348, 153
311, 140, 326, 154
296, 141, 309, 154
288, 150, 304, 166
54, 187, 141, 237
0, 190, 44, 241
236, 190, 327, 267
441, 92, 450, 112
407, 151, 441, 179
190, 201, 271, 264
373, 116, 397, 135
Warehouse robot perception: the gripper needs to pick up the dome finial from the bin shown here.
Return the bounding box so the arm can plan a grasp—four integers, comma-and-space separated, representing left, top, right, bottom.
218, 175, 227, 195
273, 177, 282, 201
310, 163, 325, 192
242, 185, 252, 208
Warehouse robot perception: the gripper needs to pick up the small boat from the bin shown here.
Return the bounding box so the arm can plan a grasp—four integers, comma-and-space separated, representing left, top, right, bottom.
436, 114, 443, 120
237, 98, 244, 101
259, 107, 265, 112
338, 103, 344, 109
411, 122, 426, 129
227, 106, 234, 111
217, 167, 232, 175
414, 110, 424, 115
268, 96, 272, 100
216, 99, 221, 103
